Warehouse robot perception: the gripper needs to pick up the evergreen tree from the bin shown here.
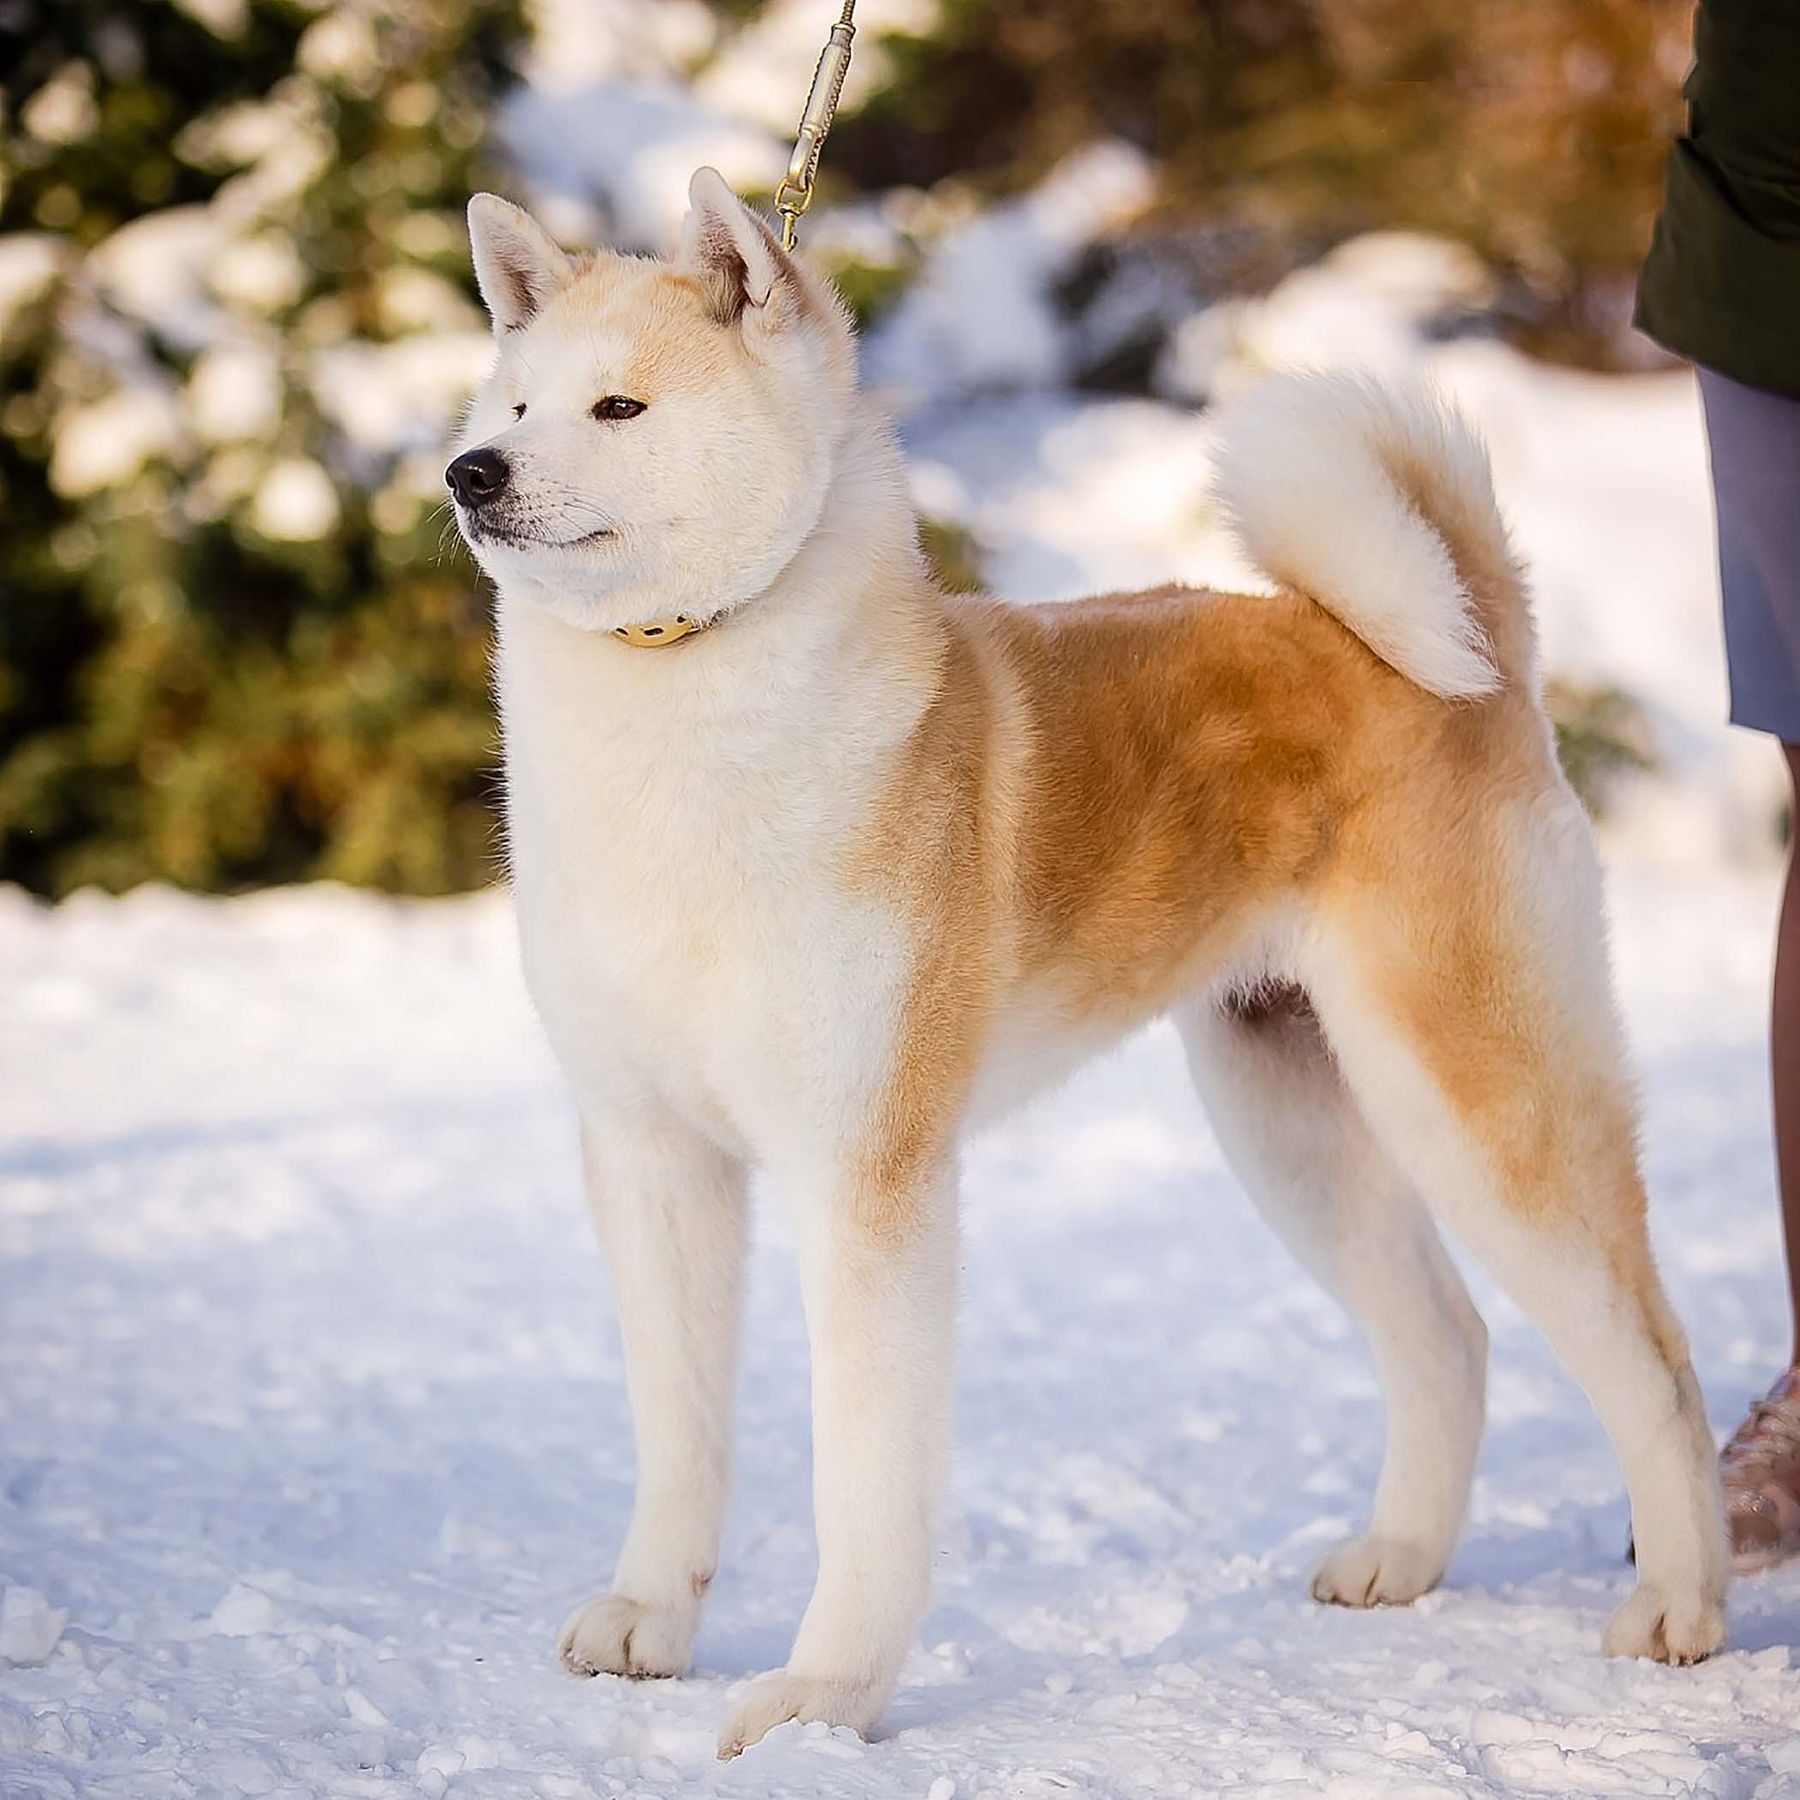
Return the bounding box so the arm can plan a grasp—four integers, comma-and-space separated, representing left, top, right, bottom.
1, 0, 522, 895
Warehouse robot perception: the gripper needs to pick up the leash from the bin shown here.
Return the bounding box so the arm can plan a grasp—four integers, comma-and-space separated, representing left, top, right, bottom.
612, 3, 857, 650
775, 0, 857, 252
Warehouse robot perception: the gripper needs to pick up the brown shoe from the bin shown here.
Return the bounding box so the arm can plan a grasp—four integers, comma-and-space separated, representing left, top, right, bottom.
1722, 1368, 1800, 1573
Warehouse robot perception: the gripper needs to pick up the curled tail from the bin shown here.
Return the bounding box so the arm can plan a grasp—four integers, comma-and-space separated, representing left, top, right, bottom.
1210, 370, 1533, 700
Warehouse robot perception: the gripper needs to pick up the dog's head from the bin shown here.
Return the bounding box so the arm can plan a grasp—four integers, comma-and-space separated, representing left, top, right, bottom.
450, 168, 857, 634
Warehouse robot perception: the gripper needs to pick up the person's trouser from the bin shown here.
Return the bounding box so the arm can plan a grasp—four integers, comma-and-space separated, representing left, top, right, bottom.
1700, 367, 1800, 740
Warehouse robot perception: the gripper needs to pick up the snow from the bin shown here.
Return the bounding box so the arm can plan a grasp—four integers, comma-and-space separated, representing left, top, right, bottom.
47, 387, 185, 499
208, 230, 308, 316
1154, 233, 1497, 407
12, 22, 1800, 1791
3, 851, 1799, 1795
0, 234, 71, 337
296, 11, 383, 89
19, 61, 99, 148
171, 0, 248, 40
500, 80, 785, 251
694, 0, 943, 138
251, 455, 341, 541
85, 206, 227, 349
311, 335, 496, 461
866, 142, 1156, 399
519, 0, 719, 92
0, 1591, 66, 1669
188, 340, 282, 444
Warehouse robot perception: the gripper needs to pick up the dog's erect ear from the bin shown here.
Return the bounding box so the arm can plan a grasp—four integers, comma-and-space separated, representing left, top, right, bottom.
468, 193, 576, 332
680, 167, 796, 327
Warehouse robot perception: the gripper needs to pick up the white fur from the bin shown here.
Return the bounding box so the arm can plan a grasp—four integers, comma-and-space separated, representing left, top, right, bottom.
1179, 998, 1488, 1607
468, 193, 576, 332
493, 403, 957, 1750
1295, 793, 1727, 1661
1211, 370, 1505, 699
1298, 924, 1728, 1660
451, 179, 1725, 1755
682, 165, 783, 310
456, 172, 853, 638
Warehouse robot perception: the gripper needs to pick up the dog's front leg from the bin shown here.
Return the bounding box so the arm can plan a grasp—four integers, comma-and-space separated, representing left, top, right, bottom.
718, 1161, 958, 1757
558, 1109, 748, 1681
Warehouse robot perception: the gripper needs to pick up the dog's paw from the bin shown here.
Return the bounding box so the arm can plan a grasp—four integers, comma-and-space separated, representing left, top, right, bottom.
1309, 1535, 1444, 1608
557, 1592, 697, 1679
716, 1670, 888, 1759
1602, 1581, 1726, 1666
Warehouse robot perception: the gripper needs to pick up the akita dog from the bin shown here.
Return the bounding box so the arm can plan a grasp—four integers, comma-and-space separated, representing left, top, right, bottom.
448, 168, 1727, 1755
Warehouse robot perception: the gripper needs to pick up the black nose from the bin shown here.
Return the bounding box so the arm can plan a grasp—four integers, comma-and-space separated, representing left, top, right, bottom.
445, 446, 510, 506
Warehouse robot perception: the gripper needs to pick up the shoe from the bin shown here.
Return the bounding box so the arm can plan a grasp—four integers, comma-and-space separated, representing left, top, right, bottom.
1721, 1367, 1800, 1574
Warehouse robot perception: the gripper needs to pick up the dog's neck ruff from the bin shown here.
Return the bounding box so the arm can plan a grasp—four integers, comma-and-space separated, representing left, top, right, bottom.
610, 613, 708, 649
602, 407, 902, 653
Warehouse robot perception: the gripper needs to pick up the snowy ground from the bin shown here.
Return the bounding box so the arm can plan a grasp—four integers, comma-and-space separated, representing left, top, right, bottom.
12, 138, 1800, 1793
3, 853, 1800, 1799
17, 5, 1800, 1792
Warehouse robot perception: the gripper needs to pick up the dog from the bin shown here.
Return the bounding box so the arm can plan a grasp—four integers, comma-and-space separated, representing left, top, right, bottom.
447, 167, 1728, 1757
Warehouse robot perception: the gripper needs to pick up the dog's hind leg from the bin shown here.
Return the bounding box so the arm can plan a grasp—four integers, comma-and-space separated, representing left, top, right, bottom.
1300, 793, 1727, 1663
1179, 985, 1487, 1607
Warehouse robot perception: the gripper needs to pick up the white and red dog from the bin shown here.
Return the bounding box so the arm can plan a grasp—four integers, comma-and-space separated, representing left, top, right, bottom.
448, 168, 1727, 1756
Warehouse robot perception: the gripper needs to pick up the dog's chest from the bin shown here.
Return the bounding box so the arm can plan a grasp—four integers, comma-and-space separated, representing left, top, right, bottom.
504, 708, 908, 1147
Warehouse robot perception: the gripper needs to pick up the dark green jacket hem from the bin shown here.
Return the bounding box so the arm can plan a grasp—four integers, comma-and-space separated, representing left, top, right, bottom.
1636, 140, 1800, 400
1635, 0, 1800, 400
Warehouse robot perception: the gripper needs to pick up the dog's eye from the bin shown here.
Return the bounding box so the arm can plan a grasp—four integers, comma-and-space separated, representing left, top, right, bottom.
511, 403, 526, 420
592, 396, 647, 422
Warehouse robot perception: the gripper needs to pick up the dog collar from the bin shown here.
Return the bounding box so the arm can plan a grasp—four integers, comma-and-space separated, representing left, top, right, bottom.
610, 613, 708, 649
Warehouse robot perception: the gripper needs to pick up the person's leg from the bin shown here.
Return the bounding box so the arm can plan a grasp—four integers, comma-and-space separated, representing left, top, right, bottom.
1773, 742, 1800, 1364
1698, 367, 1800, 1569
1716, 742, 1800, 1570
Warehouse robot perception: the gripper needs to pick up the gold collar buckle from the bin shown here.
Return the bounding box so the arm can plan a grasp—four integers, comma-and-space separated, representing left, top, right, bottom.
611, 614, 706, 649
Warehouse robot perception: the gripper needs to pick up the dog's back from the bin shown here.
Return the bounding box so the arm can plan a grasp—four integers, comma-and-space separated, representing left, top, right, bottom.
872, 372, 1558, 1052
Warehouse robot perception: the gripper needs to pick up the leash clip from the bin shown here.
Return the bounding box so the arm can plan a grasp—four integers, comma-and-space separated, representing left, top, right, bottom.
777, 2, 856, 251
